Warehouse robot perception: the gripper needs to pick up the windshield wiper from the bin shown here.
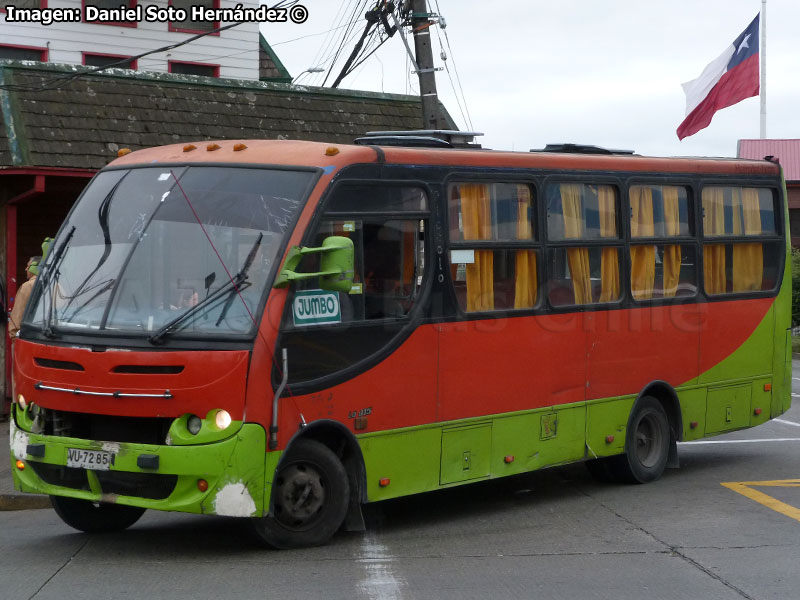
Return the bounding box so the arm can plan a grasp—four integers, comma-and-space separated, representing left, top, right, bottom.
148, 233, 263, 344
215, 232, 263, 327
42, 226, 76, 338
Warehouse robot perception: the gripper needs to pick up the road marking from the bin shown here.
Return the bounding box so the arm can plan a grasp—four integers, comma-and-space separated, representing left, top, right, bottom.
357, 535, 404, 600
680, 438, 800, 445
774, 418, 800, 428
792, 377, 800, 381
722, 480, 800, 524
792, 394, 800, 398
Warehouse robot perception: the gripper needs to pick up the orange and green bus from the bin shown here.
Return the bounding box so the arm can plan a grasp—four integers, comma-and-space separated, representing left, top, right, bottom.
9, 136, 791, 548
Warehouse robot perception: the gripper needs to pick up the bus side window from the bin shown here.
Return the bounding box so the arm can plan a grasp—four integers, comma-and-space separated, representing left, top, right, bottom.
293, 218, 425, 322
545, 183, 622, 307
448, 182, 539, 312
702, 186, 781, 295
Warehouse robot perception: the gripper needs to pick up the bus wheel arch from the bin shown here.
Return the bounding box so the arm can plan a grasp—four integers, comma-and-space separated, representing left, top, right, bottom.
265, 420, 367, 544
607, 383, 678, 484
637, 381, 682, 468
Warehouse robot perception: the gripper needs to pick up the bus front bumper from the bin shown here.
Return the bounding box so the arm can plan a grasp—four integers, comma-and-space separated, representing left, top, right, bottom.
9, 411, 281, 517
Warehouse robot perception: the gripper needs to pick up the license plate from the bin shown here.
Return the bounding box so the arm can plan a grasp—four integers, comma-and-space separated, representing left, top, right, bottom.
67, 448, 115, 471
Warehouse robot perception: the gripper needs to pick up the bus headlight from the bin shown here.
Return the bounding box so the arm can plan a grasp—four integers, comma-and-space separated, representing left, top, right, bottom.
213, 409, 232, 431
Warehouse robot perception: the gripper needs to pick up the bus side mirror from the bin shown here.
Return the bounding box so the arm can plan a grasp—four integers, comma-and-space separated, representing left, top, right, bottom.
273, 236, 354, 293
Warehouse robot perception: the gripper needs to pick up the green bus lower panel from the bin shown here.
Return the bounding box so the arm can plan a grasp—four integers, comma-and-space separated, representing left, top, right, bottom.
360, 428, 443, 502
440, 423, 492, 485
779, 329, 792, 416
586, 397, 634, 457
678, 387, 708, 441
750, 378, 772, 427
490, 405, 586, 476
706, 384, 752, 434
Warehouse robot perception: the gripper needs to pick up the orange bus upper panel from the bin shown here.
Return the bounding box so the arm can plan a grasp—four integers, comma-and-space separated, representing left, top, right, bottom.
108, 139, 781, 178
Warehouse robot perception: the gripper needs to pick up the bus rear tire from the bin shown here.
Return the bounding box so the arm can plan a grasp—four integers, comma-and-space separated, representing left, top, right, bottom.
51, 495, 146, 533
611, 396, 670, 484
252, 439, 350, 549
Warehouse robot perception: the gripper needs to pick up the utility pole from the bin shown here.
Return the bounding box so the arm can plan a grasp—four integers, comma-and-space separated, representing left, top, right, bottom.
410, 0, 442, 129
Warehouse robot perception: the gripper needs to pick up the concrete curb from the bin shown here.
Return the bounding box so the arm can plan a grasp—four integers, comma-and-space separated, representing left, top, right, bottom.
0, 494, 51, 511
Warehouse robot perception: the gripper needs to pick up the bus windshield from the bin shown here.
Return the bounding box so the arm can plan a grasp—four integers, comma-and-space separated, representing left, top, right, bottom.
29, 166, 314, 340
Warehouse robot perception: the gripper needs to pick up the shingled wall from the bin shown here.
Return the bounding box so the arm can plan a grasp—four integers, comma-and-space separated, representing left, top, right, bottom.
0, 62, 455, 170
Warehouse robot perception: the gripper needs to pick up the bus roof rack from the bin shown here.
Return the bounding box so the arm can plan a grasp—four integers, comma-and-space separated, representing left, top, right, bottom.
355, 130, 484, 149
532, 143, 636, 155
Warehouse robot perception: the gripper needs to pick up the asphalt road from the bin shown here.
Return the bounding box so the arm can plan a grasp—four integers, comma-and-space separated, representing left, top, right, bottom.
3, 369, 800, 600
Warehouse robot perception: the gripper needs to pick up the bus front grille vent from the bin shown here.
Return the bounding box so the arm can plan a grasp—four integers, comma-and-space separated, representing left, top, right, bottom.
40, 408, 173, 445
30, 463, 177, 500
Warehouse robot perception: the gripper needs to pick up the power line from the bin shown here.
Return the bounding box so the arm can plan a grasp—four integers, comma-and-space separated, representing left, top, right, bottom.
321, 0, 371, 87
432, 0, 473, 129
303, 0, 357, 82
331, 1, 398, 89
270, 20, 355, 48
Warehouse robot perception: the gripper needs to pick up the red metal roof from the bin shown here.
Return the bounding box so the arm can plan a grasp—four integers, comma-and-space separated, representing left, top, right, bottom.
738, 139, 800, 181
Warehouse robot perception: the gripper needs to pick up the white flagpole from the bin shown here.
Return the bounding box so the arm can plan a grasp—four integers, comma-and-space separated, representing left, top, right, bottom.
760, 0, 767, 138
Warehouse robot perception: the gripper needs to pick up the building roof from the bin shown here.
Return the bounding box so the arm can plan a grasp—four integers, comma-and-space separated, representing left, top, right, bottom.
259, 33, 292, 83
737, 139, 800, 181
0, 61, 456, 171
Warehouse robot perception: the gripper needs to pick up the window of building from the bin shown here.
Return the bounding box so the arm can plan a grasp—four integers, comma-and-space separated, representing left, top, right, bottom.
448, 182, 538, 312
168, 61, 220, 78
702, 186, 781, 295
628, 185, 696, 301
83, 52, 137, 70
81, 0, 138, 27
169, 0, 220, 34
545, 183, 621, 306
0, 45, 48, 62
1, 0, 46, 12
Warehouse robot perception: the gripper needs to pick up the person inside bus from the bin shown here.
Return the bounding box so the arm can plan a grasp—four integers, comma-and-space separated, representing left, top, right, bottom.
8, 255, 41, 339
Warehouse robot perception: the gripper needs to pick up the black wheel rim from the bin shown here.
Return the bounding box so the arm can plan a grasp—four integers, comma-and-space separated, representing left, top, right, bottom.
635, 412, 664, 468
273, 461, 327, 531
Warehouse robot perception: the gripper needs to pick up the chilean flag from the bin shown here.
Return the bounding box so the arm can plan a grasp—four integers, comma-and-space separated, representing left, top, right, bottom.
677, 14, 760, 140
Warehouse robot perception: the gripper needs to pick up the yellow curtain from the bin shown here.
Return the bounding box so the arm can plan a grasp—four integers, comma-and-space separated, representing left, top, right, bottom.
514, 185, 537, 309
732, 188, 763, 292
629, 186, 655, 300
662, 186, 682, 297
598, 185, 620, 302
561, 184, 592, 304
461, 184, 494, 311
703, 188, 726, 294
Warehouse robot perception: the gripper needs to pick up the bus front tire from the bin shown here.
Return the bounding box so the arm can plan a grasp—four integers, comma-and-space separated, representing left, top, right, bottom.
51, 495, 146, 533
252, 439, 350, 549
612, 396, 670, 484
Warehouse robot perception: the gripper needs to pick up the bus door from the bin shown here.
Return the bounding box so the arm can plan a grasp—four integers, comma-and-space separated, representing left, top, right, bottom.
276, 183, 438, 432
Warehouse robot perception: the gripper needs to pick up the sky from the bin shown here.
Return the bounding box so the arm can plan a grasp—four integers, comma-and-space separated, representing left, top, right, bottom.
262, 0, 800, 158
